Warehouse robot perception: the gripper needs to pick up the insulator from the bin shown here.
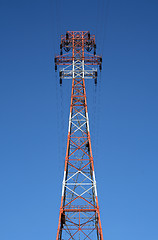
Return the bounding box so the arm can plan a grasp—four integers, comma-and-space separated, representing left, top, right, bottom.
55, 65, 57, 71
54, 57, 57, 63
93, 71, 97, 78
99, 64, 102, 71
60, 78, 62, 86
59, 71, 62, 77
86, 141, 89, 148
60, 50, 62, 55
65, 40, 69, 46
100, 57, 102, 63
95, 78, 97, 85
94, 49, 96, 55
88, 32, 90, 39
60, 44, 62, 49
66, 32, 69, 40
64, 47, 70, 52
61, 213, 65, 224
86, 141, 90, 152
86, 47, 92, 52
64, 40, 70, 52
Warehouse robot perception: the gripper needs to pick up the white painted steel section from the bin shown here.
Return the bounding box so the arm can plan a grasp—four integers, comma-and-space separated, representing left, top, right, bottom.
66, 183, 92, 185
65, 186, 80, 197
82, 60, 84, 79
71, 121, 86, 133
60, 49, 98, 208
93, 171, 98, 197
60, 69, 96, 79
80, 171, 93, 182
72, 111, 86, 120
72, 59, 75, 79
62, 171, 66, 196
68, 112, 72, 133
86, 112, 90, 132
66, 171, 80, 182
61, 58, 97, 79
80, 186, 93, 197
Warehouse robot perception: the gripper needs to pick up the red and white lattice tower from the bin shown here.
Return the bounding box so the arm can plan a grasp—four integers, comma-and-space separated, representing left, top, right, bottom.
55, 31, 103, 240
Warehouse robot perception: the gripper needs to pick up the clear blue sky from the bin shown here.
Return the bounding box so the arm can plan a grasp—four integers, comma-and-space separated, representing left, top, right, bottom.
0, 0, 158, 239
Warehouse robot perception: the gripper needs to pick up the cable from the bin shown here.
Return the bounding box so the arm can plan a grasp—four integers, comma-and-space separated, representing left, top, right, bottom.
94, 70, 102, 173
95, 0, 110, 56
101, 0, 110, 57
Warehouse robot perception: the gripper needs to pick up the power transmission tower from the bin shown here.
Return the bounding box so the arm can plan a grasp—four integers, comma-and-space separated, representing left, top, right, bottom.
55, 31, 103, 240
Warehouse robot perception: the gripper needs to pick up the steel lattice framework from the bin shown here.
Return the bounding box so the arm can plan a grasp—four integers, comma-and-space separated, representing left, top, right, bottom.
55, 31, 103, 240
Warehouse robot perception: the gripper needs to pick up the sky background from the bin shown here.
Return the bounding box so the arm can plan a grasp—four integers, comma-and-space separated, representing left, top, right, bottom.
0, 0, 158, 239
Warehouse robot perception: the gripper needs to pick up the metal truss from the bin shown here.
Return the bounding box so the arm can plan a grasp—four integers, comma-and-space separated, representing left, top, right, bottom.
55, 31, 103, 240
